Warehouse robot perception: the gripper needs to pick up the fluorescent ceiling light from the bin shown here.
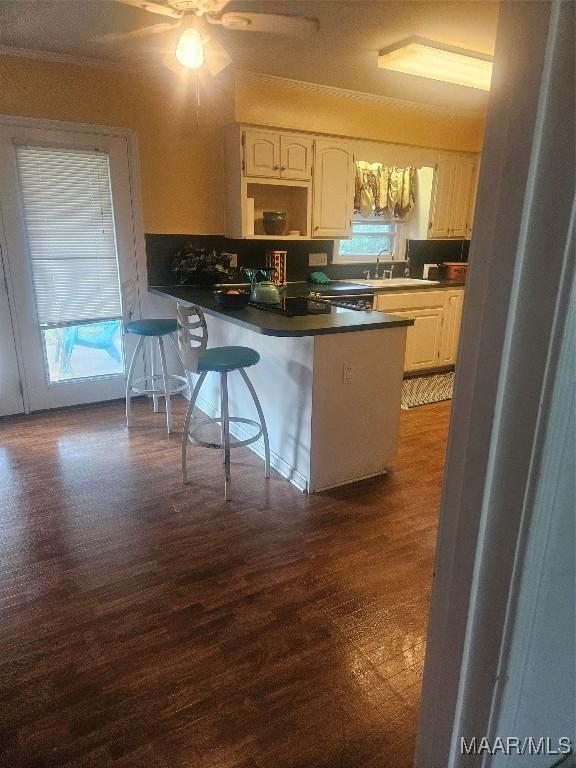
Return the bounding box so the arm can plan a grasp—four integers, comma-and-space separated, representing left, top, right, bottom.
378, 39, 493, 91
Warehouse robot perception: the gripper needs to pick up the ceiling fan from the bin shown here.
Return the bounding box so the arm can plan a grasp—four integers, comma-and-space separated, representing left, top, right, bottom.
96, 0, 320, 76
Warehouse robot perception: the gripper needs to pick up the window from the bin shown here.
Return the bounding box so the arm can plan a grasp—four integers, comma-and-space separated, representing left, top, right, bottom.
15, 145, 124, 383
334, 218, 402, 262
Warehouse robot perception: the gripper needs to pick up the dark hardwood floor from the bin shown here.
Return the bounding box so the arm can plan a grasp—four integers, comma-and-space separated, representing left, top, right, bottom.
0, 397, 451, 768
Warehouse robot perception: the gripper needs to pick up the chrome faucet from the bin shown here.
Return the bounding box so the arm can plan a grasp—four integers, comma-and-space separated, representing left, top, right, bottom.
376, 249, 394, 279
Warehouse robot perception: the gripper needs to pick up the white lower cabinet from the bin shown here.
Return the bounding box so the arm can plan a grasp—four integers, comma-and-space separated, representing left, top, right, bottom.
374, 288, 465, 373
439, 289, 465, 365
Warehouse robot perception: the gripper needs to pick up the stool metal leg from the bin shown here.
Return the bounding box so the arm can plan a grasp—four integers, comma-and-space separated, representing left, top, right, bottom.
125, 334, 145, 428
150, 336, 159, 413
239, 368, 271, 479
168, 332, 193, 394
181, 371, 207, 484
220, 372, 231, 501
157, 336, 172, 434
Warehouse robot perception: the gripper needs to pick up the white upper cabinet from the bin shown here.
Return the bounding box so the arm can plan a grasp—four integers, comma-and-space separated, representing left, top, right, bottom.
243, 130, 281, 177
466, 158, 480, 239
280, 136, 313, 180
429, 154, 479, 239
312, 139, 355, 239
450, 155, 476, 237
243, 129, 312, 180
429, 158, 454, 238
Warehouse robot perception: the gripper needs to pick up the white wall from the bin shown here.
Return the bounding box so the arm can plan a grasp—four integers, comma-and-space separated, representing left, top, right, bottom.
415, 1, 575, 765
489, 279, 575, 768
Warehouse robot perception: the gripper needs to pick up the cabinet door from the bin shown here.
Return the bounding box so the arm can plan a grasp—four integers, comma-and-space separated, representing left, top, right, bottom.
243, 130, 280, 178
429, 158, 454, 238
312, 139, 354, 238
439, 289, 465, 365
449, 156, 476, 237
466, 158, 480, 239
404, 309, 444, 371
280, 135, 312, 180
380, 308, 444, 372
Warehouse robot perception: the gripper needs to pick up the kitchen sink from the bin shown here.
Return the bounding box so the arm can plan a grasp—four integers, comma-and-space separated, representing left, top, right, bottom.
344, 278, 441, 287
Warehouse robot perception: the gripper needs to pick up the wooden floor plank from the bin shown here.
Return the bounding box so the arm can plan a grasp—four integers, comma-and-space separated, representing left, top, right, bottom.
0, 396, 450, 767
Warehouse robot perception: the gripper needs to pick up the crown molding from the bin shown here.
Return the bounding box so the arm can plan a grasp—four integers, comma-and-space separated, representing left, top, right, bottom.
236, 70, 486, 118
0, 44, 139, 73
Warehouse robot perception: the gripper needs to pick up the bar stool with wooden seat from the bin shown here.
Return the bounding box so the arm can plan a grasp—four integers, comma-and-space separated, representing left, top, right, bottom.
123, 280, 188, 433
177, 302, 270, 500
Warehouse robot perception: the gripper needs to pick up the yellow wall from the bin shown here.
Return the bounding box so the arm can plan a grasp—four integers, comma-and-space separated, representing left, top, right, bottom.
0, 55, 235, 234
235, 72, 485, 153
0, 56, 484, 236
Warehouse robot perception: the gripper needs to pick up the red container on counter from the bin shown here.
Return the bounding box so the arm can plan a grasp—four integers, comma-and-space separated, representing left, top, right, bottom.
438, 262, 468, 282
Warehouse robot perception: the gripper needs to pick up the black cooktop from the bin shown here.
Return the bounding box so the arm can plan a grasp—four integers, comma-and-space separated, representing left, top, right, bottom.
250, 297, 332, 317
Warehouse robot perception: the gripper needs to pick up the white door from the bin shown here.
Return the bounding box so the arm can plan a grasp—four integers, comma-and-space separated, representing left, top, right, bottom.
0, 245, 24, 416
279, 135, 312, 180
404, 309, 444, 371
429, 157, 454, 238
439, 289, 465, 365
243, 129, 280, 178
0, 122, 141, 412
449, 155, 476, 238
312, 139, 355, 238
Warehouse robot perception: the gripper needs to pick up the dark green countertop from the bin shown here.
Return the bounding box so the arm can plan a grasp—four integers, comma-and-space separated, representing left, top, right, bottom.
150, 286, 414, 338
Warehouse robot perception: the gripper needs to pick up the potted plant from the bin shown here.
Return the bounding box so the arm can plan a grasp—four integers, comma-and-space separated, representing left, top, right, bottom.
171, 245, 232, 286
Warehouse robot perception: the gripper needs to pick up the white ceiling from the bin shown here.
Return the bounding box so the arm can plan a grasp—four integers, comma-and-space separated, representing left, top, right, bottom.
0, 0, 500, 111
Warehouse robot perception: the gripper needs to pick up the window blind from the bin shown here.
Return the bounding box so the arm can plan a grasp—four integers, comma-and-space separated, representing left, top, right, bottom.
15, 145, 122, 325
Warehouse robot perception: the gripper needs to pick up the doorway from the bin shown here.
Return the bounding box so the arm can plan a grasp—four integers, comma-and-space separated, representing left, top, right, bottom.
0, 119, 142, 414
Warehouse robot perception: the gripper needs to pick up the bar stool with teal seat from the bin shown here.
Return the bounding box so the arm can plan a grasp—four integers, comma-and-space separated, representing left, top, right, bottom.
177, 303, 270, 500
123, 280, 187, 433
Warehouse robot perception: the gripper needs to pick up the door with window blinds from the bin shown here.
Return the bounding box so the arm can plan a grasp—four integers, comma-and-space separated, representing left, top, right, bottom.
0, 124, 140, 411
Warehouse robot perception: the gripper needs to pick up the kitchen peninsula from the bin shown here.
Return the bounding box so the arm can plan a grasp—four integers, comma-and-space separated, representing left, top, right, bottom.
152, 286, 413, 493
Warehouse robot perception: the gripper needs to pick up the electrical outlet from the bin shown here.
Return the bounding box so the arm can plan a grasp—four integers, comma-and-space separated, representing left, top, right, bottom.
309, 252, 328, 267
228, 253, 238, 268
343, 362, 353, 384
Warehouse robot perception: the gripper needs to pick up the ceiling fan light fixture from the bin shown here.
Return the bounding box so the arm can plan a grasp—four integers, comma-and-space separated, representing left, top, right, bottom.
175, 27, 205, 69
220, 14, 252, 29
378, 39, 493, 91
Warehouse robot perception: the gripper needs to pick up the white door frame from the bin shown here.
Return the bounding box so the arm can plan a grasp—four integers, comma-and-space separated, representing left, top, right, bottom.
415, 1, 574, 765
0, 222, 26, 416
0, 114, 147, 413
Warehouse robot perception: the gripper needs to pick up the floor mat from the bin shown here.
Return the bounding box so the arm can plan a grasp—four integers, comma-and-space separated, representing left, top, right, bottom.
401, 371, 455, 409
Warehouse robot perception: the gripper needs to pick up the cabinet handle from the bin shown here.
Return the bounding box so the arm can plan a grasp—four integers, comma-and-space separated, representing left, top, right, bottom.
273, 165, 280, 170
280, 166, 287, 171
314, 226, 319, 231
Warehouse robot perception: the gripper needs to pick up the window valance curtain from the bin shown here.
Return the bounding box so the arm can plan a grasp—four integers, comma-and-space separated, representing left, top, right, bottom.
354, 161, 416, 220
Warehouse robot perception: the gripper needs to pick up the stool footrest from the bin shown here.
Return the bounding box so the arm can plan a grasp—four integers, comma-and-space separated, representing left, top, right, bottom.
130, 373, 188, 396
188, 416, 262, 450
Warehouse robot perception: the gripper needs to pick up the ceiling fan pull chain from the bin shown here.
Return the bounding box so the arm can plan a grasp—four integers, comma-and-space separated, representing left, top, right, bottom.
195, 71, 200, 130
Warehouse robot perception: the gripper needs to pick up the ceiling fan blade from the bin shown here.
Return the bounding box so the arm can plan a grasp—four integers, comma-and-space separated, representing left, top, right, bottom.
204, 36, 232, 76
219, 12, 319, 38
95, 22, 178, 43
112, 0, 182, 19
